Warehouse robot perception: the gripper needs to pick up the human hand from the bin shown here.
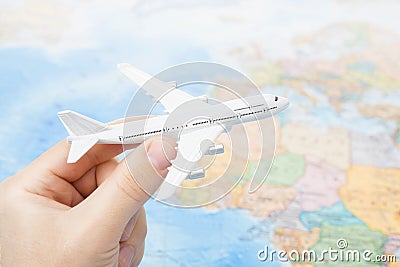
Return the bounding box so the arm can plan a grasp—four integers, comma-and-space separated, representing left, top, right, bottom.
0, 135, 176, 266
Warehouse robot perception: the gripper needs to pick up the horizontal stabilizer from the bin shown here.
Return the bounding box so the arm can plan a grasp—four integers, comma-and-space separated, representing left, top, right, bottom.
156, 165, 189, 200
67, 138, 98, 163
58, 110, 109, 136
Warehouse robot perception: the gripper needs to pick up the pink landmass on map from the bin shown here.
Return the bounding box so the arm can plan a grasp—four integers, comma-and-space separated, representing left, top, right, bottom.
296, 156, 346, 211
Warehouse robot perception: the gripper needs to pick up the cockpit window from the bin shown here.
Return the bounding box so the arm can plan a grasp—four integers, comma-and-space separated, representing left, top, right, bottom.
275, 96, 278, 101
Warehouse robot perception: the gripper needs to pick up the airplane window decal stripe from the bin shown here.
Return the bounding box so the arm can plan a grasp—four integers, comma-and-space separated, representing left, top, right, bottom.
120, 105, 279, 141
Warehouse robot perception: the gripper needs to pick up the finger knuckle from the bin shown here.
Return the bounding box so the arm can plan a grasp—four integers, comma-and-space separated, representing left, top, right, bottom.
117, 167, 149, 204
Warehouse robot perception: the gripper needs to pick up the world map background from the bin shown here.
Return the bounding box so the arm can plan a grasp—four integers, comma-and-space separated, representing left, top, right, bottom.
0, 1, 399, 266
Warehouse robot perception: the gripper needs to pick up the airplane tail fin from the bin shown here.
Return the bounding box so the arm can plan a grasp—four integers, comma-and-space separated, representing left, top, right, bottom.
58, 110, 110, 163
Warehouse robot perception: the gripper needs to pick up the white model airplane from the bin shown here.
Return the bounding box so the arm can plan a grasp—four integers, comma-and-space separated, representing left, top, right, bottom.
58, 63, 289, 199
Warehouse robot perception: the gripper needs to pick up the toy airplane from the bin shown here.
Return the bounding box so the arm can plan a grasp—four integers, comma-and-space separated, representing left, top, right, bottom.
58, 63, 289, 199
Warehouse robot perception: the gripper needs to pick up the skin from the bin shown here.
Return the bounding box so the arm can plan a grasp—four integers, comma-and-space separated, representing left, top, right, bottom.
0, 128, 177, 266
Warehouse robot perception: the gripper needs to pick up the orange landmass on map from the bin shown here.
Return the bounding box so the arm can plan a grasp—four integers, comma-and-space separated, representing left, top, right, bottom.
339, 165, 400, 235
387, 261, 400, 267
358, 104, 400, 121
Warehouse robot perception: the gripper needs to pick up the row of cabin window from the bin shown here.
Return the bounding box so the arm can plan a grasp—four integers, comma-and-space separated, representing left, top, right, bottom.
135, 108, 269, 137
214, 115, 237, 122
241, 109, 263, 116
193, 120, 208, 126
131, 110, 266, 138
193, 115, 236, 125
133, 129, 162, 137
134, 108, 268, 137
194, 111, 262, 126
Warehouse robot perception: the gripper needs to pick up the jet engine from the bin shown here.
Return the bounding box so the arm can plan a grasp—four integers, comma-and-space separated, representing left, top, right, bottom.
188, 168, 205, 179
207, 143, 224, 155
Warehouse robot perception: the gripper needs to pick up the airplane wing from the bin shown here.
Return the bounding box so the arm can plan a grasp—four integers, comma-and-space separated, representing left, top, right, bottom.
118, 63, 194, 112
156, 124, 226, 200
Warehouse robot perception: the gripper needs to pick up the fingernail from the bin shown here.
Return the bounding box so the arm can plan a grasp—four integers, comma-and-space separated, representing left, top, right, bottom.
147, 139, 177, 170
119, 245, 135, 267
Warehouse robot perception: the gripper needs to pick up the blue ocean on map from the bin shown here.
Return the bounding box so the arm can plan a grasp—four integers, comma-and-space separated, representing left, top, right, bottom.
143, 201, 281, 267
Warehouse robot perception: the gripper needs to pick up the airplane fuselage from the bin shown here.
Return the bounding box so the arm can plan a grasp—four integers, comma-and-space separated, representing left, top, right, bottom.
67, 94, 289, 145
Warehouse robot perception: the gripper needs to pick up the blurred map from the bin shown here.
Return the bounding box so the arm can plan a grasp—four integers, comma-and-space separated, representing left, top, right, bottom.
0, 1, 399, 266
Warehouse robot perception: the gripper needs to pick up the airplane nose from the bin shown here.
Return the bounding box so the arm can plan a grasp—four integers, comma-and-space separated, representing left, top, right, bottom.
281, 97, 289, 107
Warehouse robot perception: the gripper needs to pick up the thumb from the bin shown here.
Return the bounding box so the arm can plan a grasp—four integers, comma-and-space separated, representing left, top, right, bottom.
71, 137, 177, 242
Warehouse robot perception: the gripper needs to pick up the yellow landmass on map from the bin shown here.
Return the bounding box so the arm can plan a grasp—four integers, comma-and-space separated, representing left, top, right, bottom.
339, 165, 400, 235
247, 63, 283, 87
281, 123, 350, 170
